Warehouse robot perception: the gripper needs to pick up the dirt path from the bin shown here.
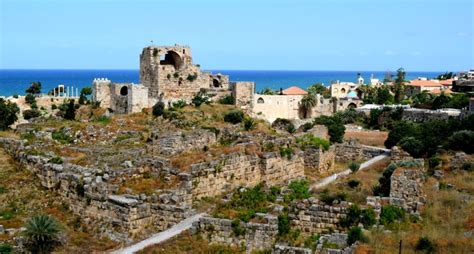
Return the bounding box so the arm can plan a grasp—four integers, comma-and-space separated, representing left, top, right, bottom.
110, 213, 206, 254
311, 153, 389, 190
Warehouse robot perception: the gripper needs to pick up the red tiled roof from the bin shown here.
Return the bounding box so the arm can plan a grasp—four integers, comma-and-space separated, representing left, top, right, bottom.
282, 86, 308, 95
439, 79, 454, 86
408, 80, 443, 87
430, 89, 453, 95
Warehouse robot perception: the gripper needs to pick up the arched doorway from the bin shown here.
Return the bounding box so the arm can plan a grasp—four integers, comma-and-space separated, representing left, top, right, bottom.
159, 51, 183, 70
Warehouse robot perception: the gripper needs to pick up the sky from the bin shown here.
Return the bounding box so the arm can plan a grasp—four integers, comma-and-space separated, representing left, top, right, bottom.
0, 0, 473, 71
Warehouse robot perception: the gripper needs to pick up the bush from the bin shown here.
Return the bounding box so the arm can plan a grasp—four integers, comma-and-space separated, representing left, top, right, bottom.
58, 99, 76, 120
52, 128, 74, 144
25, 82, 41, 95
313, 115, 345, 143
218, 94, 235, 105
302, 122, 314, 132
415, 236, 436, 253
224, 110, 244, 124
96, 115, 111, 124
171, 99, 186, 110
286, 124, 296, 133
278, 214, 290, 236
348, 161, 360, 173
339, 204, 361, 228
23, 215, 62, 252
22, 109, 41, 120
25, 93, 36, 105
447, 130, 474, 154
347, 180, 360, 188
286, 180, 311, 201
0, 98, 20, 130
373, 164, 397, 197
191, 90, 210, 107
399, 136, 424, 157
51, 104, 57, 110
296, 134, 331, 151
360, 208, 376, 228
48, 156, 63, 164
428, 156, 441, 169
319, 190, 346, 205
13, 94, 19, 99
243, 117, 255, 131
272, 118, 294, 133
0, 243, 12, 254
347, 227, 366, 245
379, 205, 405, 225
279, 146, 294, 160
186, 73, 198, 82
152, 101, 165, 117
231, 219, 246, 236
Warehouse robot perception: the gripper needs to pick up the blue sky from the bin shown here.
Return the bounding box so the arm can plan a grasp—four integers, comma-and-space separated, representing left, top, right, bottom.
0, 0, 472, 71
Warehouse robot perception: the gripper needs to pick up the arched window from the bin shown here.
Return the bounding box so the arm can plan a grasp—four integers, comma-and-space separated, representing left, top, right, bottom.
120, 86, 128, 96
341, 88, 346, 93
257, 97, 265, 104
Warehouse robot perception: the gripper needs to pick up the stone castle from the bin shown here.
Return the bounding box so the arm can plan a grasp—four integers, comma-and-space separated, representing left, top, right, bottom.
92, 44, 255, 113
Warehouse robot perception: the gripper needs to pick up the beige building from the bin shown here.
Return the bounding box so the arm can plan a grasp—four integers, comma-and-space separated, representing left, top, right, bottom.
330, 81, 359, 98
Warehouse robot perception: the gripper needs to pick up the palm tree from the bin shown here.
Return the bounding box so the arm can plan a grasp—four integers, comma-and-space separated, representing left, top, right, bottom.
24, 215, 62, 253
299, 94, 317, 119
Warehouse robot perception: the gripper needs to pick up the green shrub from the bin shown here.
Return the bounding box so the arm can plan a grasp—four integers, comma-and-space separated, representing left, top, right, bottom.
58, 99, 76, 120
286, 124, 296, 134
96, 115, 111, 124
22, 109, 41, 120
0, 98, 20, 130
296, 134, 331, 151
218, 94, 235, 105
278, 214, 290, 236
428, 156, 441, 169
303, 234, 320, 250
415, 236, 436, 253
152, 101, 165, 117
52, 128, 74, 144
0, 185, 6, 194
447, 130, 474, 154
186, 73, 198, 82
373, 164, 397, 197
347, 180, 360, 188
286, 180, 310, 201
272, 118, 295, 133
243, 117, 255, 131
339, 204, 361, 228
279, 146, 294, 160
13, 94, 19, 99
361, 208, 376, 228
23, 215, 62, 253
231, 219, 246, 236
51, 104, 57, 110
347, 226, 366, 245
319, 190, 346, 205
0, 243, 12, 254
349, 161, 360, 173
313, 115, 345, 143
48, 156, 63, 164
224, 110, 244, 124
171, 99, 186, 110
462, 162, 474, 172
25, 93, 36, 105
302, 122, 314, 132
379, 205, 405, 225
191, 90, 210, 107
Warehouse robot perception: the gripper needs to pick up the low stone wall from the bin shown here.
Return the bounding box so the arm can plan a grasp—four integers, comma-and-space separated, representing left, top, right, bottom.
390, 167, 426, 213
402, 108, 461, 122
288, 198, 350, 236
189, 150, 305, 199
303, 146, 335, 173
149, 129, 216, 156
335, 141, 386, 162
192, 215, 278, 252
272, 245, 312, 254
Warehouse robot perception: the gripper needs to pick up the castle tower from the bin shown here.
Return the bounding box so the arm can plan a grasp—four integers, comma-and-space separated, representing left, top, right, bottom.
92, 78, 112, 109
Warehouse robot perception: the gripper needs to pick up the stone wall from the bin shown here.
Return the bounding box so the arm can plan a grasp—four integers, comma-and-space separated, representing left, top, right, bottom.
188, 150, 305, 199
335, 141, 386, 162
303, 146, 335, 173
273, 245, 312, 254
148, 129, 217, 156
192, 215, 278, 252
390, 167, 426, 213
233, 81, 255, 111
288, 198, 350, 236
402, 108, 461, 122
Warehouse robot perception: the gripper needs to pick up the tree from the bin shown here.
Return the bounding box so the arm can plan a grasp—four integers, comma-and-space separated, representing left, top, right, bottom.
58, 99, 76, 120
260, 87, 277, 95
0, 98, 20, 130
314, 115, 345, 143
376, 87, 394, 105
25, 82, 42, 95
23, 215, 62, 253
152, 101, 165, 117
299, 94, 317, 119
25, 93, 36, 105
399, 136, 424, 157
432, 93, 450, 109
393, 68, 406, 103
23, 109, 41, 120
447, 130, 474, 154
78, 87, 92, 105
224, 110, 244, 124
307, 83, 330, 98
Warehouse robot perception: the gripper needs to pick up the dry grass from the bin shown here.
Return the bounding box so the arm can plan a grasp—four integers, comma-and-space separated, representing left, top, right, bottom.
137, 231, 244, 254
344, 130, 388, 147
0, 148, 118, 252
312, 157, 391, 204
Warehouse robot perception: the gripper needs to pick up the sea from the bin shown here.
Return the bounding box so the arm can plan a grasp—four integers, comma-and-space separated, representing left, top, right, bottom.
0, 70, 442, 96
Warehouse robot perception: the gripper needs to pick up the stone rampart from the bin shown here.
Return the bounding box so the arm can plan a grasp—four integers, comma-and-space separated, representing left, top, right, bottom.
303, 146, 335, 173
149, 129, 217, 156
192, 215, 278, 252
335, 141, 385, 162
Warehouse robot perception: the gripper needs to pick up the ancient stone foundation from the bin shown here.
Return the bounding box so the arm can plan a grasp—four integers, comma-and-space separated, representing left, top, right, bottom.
335, 141, 386, 162
303, 146, 335, 173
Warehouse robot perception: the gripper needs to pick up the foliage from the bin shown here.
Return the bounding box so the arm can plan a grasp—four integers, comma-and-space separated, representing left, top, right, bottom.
52, 128, 74, 144
392, 68, 406, 103
347, 227, 366, 245
428, 156, 441, 169
286, 180, 311, 201
243, 117, 255, 131
231, 219, 246, 236
299, 93, 317, 119
372, 164, 397, 197
25, 93, 36, 105
367, 107, 403, 130
186, 73, 198, 82
218, 94, 235, 105
152, 101, 165, 117
447, 130, 474, 154
96, 115, 111, 124
379, 205, 405, 225
303, 234, 320, 250
23, 215, 62, 252
334, 108, 366, 124
171, 99, 186, 110
319, 190, 346, 205
348, 161, 360, 173
223, 110, 244, 124
191, 90, 210, 107
436, 71, 454, 80
296, 134, 331, 151
399, 136, 424, 157
78, 87, 92, 105
57, 99, 76, 120
0, 244, 12, 254
26, 81, 42, 95
302, 122, 314, 132
48, 156, 63, 164
278, 214, 290, 236
307, 83, 330, 98
0, 98, 20, 130
362, 86, 394, 105
415, 237, 436, 253
22, 109, 41, 120
347, 179, 360, 188
279, 146, 294, 160
260, 87, 277, 95
272, 118, 295, 134
313, 115, 345, 143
